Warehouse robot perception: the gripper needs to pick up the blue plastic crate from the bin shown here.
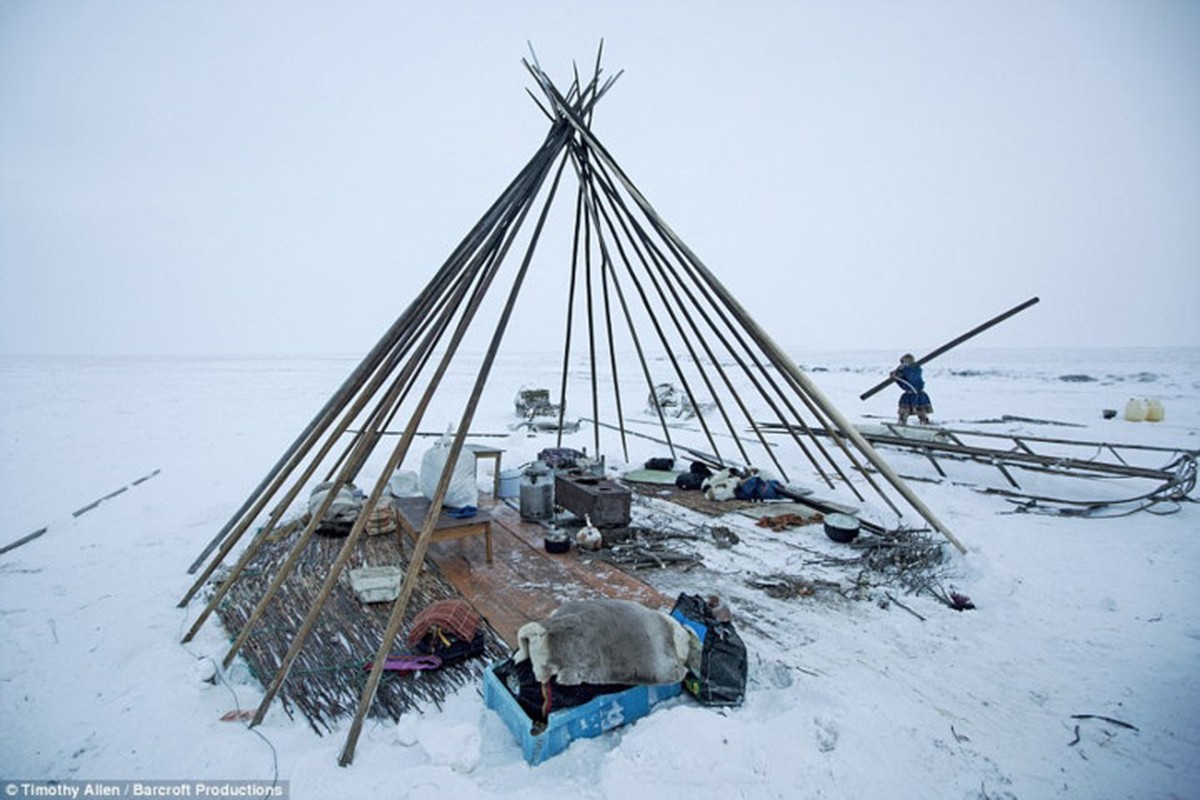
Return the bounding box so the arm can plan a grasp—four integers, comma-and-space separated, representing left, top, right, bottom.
482, 660, 683, 764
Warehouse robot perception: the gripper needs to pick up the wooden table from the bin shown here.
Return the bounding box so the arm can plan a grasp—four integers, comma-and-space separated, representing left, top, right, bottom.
393, 496, 493, 563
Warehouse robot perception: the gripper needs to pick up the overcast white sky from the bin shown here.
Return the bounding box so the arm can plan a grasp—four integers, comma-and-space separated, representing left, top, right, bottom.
1, 1, 1197, 357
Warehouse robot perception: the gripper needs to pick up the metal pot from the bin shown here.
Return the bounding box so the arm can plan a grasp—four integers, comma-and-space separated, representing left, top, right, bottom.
544, 531, 570, 554
823, 513, 861, 544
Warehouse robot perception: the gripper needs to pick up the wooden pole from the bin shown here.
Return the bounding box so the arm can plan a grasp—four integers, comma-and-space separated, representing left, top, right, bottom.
583, 184, 602, 456
571, 143, 634, 463
583, 139, 849, 493
214, 150, 559, 662
598, 226, 631, 463
338, 144, 571, 767
583, 154, 790, 480
584, 168, 752, 468
554, 185, 584, 449
563, 156, 678, 461
538, 82, 967, 553
0, 527, 47, 556
581, 178, 726, 465
859, 296, 1040, 401
183, 138, 562, 579
595, 241, 680, 461
585, 417, 723, 467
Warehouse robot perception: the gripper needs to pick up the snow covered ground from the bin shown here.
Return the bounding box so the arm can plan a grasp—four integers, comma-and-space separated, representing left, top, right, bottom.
1, 346, 1197, 799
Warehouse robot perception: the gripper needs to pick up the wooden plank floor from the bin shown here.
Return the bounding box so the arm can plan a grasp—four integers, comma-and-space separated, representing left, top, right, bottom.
410, 500, 668, 648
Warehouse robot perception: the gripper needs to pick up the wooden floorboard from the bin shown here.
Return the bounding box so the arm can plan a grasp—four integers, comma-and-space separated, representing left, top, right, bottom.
413, 500, 668, 648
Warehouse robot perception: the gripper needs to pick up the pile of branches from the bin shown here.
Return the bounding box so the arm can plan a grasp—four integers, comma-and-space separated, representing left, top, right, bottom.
745, 527, 951, 604
745, 574, 845, 600
620, 496, 951, 604
850, 527, 950, 595
595, 525, 706, 571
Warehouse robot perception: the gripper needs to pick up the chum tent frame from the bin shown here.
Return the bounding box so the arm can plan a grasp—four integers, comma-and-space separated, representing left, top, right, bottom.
179, 48, 965, 766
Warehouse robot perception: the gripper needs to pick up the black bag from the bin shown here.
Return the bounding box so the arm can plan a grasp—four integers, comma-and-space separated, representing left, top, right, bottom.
645, 457, 675, 471
413, 628, 485, 665
674, 471, 705, 490
670, 593, 747, 707
537, 448, 584, 470
406, 599, 484, 665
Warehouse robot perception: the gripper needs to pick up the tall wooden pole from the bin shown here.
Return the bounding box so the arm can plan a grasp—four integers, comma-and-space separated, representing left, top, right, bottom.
859, 297, 1040, 401
537, 80, 967, 553
585, 155, 847, 492
338, 144, 571, 767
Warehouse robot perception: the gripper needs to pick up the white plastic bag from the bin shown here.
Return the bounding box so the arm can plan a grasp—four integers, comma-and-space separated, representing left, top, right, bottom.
419, 431, 477, 508
388, 470, 421, 497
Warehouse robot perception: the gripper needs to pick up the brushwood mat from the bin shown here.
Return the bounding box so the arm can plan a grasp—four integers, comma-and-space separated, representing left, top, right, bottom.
211, 528, 507, 735
628, 482, 762, 516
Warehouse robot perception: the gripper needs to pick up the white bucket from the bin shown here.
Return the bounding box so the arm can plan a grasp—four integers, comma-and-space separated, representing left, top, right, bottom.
497, 469, 522, 499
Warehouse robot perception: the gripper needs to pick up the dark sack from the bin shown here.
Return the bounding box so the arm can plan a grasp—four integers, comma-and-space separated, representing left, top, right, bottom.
406, 599, 484, 665
669, 593, 747, 707
492, 657, 631, 723
537, 448, 584, 470
674, 471, 705, 491
735, 476, 782, 501
413, 628, 485, 665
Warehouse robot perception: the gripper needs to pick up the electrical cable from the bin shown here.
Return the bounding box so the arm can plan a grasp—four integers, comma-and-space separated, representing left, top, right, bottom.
177, 600, 280, 787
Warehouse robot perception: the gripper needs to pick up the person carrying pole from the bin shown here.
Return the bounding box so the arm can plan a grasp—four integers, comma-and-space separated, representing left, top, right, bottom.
891, 353, 932, 425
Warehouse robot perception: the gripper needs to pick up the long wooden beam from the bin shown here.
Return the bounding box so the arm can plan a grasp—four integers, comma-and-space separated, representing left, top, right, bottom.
338, 143, 573, 767
583, 137, 850, 493
183, 122, 573, 579
859, 297, 1040, 401
536, 81, 967, 553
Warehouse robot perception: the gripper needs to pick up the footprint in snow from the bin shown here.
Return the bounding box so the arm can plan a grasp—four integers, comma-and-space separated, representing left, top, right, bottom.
814, 716, 839, 753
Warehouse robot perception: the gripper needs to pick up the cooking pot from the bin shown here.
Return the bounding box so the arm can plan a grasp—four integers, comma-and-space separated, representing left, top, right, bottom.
823, 513, 860, 544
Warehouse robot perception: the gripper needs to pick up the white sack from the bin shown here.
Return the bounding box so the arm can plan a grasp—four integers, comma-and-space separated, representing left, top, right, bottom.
419, 433, 478, 508
388, 470, 421, 497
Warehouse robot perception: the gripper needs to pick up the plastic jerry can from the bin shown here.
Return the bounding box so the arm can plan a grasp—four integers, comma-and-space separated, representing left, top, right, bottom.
1123, 398, 1146, 422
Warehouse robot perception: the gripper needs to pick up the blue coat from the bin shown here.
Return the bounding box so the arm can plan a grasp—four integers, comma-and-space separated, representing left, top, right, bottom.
894, 364, 931, 408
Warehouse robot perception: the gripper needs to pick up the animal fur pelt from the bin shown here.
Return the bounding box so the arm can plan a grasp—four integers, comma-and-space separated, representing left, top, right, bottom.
702, 466, 781, 502
702, 468, 741, 502
515, 599, 695, 686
